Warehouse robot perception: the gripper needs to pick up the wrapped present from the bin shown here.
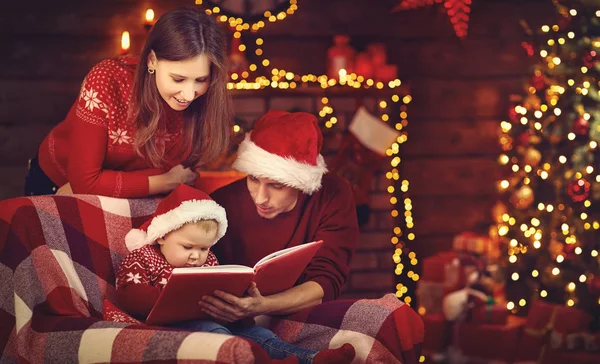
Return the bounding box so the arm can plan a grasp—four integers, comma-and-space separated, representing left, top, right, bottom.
469, 300, 509, 325
419, 251, 461, 314
418, 281, 445, 314
514, 300, 594, 363
422, 313, 448, 355
453, 231, 500, 259
453, 315, 526, 363
542, 349, 600, 364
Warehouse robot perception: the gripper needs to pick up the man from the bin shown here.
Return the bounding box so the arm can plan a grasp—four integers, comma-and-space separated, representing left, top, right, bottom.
200, 110, 359, 322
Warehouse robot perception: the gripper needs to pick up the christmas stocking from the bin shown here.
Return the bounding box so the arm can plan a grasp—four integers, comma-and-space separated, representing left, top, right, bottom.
331, 107, 400, 226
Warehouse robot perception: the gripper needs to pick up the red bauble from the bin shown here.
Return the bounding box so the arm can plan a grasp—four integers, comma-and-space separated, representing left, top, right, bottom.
531, 74, 546, 91
567, 179, 590, 202
583, 50, 598, 68
573, 116, 590, 135
508, 106, 520, 123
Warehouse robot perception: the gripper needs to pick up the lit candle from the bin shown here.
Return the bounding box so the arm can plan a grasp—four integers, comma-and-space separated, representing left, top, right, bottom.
121, 31, 130, 54
144, 9, 155, 30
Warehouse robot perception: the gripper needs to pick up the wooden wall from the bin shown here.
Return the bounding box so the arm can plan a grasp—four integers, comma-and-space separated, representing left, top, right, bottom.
0, 0, 556, 297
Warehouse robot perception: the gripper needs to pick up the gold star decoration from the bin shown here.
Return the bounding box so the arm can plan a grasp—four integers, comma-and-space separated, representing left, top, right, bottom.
392, 0, 473, 38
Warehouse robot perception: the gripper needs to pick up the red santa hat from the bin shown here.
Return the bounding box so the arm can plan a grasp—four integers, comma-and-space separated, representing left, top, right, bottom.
125, 184, 228, 251
232, 110, 328, 194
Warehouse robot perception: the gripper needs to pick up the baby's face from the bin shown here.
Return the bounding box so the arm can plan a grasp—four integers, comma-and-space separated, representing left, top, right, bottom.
157, 223, 216, 267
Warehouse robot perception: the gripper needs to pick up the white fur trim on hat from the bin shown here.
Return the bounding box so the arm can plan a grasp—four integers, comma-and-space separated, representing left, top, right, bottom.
125, 229, 149, 252
125, 199, 228, 251
232, 134, 328, 194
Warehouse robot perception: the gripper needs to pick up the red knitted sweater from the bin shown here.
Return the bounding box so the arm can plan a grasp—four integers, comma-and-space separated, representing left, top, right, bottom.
38, 57, 188, 197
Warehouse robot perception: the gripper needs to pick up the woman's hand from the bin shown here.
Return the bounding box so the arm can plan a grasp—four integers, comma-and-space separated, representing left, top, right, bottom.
56, 183, 73, 195
198, 282, 268, 323
165, 164, 198, 187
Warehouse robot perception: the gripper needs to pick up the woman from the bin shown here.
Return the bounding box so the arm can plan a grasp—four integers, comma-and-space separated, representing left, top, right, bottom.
24, 7, 233, 198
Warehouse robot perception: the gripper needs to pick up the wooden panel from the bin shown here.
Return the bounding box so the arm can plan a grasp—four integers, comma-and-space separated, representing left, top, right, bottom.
0, 80, 80, 124
411, 235, 454, 259
0, 0, 190, 36
408, 77, 526, 119
0, 0, 555, 40
409, 195, 497, 236
257, 35, 534, 78
258, 0, 555, 39
404, 119, 500, 157
0, 36, 146, 80
0, 124, 54, 165
0, 166, 27, 200
403, 157, 500, 196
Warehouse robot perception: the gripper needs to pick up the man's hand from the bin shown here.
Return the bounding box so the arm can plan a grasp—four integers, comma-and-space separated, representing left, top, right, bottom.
199, 282, 267, 323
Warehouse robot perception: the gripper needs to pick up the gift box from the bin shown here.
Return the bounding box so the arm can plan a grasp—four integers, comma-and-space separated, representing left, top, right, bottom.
453, 231, 500, 259
422, 313, 447, 355
469, 301, 509, 325
514, 299, 594, 363
454, 315, 526, 363
418, 252, 457, 314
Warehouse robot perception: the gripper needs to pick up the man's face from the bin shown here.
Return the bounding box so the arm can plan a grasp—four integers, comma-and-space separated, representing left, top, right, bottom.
246, 176, 300, 219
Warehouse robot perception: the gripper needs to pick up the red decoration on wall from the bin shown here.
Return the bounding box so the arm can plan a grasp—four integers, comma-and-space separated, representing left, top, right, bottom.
567, 179, 590, 203
391, 0, 473, 38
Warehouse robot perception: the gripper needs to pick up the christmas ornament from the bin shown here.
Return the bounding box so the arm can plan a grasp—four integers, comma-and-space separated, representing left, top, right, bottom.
508, 106, 520, 123
510, 185, 534, 209
572, 115, 590, 135
391, 0, 473, 38
531, 73, 546, 91
567, 178, 590, 203
583, 50, 598, 68
523, 147, 542, 167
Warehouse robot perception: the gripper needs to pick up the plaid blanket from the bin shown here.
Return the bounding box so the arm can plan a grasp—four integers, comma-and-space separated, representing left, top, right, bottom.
0, 194, 423, 363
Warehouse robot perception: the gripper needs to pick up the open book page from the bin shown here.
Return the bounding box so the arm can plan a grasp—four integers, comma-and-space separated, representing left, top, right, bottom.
253, 240, 323, 296
146, 269, 255, 325
253, 240, 324, 268
171, 265, 254, 274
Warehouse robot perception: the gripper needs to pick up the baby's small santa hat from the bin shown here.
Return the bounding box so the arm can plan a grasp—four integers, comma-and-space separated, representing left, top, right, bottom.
125, 184, 228, 251
232, 110, 328, 195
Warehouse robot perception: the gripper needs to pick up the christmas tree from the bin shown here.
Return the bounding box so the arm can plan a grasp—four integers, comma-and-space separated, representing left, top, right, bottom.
496, 0, 600, 322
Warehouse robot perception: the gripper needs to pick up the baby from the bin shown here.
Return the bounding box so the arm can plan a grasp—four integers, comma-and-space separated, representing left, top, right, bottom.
115, 184, 355, 364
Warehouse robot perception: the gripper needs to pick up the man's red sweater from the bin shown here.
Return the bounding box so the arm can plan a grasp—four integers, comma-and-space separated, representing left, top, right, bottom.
38, 57, 187, 197
211, 173, 359, 302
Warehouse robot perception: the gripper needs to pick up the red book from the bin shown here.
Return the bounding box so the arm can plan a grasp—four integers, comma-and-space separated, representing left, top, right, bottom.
146, 240, 324, 325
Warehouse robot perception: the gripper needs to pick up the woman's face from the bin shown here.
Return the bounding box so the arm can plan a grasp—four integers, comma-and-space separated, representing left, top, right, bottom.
148, 52, 211, 111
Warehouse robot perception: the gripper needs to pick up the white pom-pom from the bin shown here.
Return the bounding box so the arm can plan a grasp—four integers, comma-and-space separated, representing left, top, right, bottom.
125, 229, 148, 252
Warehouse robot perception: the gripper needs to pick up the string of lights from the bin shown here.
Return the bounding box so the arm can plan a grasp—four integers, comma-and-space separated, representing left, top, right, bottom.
123, 0, 421, 302
497, 5, 600, 313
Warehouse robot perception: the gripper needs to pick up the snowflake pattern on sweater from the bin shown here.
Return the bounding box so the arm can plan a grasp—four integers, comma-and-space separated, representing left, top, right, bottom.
116, 244, 219, 292
38, 57, 189, 197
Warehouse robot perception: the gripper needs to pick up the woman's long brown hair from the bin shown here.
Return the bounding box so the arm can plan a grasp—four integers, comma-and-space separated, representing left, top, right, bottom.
132, 7, 233, 168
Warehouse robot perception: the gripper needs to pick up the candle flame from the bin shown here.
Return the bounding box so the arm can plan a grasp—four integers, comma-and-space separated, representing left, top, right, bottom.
121, 31, 130, 51
145, 9, 155, 23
